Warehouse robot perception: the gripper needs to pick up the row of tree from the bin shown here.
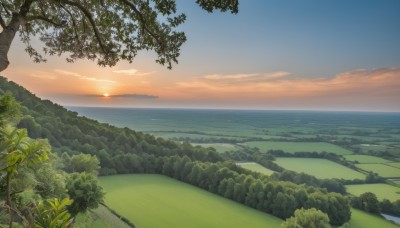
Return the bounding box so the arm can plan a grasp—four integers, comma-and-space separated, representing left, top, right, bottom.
351, 192, 400, 217
150, 155, 351, 225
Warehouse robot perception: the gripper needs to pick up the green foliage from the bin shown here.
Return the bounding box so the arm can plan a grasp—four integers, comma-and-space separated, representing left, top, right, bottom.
380, 199, 400, 217
0, 92, 20, 127
0, 0, 238, 70
305, 192, 351, 226
61, 153, 100, 175
66, 172, 104, 216
0, 126, 50, 173
352, 192, 381, 214
282, 208, 330, 228
34, 197, 73, 228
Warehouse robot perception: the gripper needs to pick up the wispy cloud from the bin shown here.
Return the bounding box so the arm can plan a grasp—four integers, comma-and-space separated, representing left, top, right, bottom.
83, 94, 158, 99
54, 69, 116, 83
202, 71, 289, 83
29, 72, 56, 80
174, 68, 400, 101
113, 69, 156, 76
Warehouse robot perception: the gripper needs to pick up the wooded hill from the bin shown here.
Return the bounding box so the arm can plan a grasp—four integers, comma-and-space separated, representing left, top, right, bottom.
0, 76, 223, 175
0, 76, 352, 225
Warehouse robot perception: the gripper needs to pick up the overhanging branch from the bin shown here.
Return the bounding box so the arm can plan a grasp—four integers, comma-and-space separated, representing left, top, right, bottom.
63, 0, 108, 54
0, 14, 5, 29
119, 0, 164, 48
26, 15, 63, 27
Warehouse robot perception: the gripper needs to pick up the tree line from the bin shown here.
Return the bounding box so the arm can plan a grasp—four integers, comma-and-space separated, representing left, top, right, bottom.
351, 192, 400, 217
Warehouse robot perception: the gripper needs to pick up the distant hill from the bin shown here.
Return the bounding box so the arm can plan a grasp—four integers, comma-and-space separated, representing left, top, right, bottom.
0, 76, 222, 175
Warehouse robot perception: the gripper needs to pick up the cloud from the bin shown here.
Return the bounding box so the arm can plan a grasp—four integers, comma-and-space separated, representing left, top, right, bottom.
54, 69, 116, 83
202, 71, 289, 83
29, 72, 56, 80
83, 94, 158, 99
174, 67, 400, 101
113, 69, 156, 76
111, 94, 158, 99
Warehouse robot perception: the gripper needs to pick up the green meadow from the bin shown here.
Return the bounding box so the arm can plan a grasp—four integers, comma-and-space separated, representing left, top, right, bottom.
237, 162, 275, 175
355, 164, 400, 178
346, 183, 400, 201
192, 143, 238, 153
386, 162, 400, 169
349, 208, 399, 228
100, 174, 283, 228
344, 155, 392, 163
75, 204, 131, 228
275, 158, 366, 179
244, 141, 352, 155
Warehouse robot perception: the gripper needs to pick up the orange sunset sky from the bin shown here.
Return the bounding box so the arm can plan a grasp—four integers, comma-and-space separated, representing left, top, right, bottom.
2, 1, 400, 112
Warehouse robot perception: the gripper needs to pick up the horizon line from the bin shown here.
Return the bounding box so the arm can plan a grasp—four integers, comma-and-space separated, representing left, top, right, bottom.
65, 105, 400, 114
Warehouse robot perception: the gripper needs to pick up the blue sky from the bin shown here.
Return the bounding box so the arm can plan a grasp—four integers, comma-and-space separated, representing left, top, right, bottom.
178, 0, 400, 76
4, 0, 400, 111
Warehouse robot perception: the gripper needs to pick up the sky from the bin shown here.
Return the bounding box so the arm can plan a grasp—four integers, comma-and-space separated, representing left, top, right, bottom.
2, 0, 400, 111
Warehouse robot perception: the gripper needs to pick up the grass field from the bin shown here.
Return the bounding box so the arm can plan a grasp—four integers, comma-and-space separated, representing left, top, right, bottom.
275, 158, 366, 179
244, 141, 352, 155
355, 164, 400, 178
75, 204, 130, 228
349, 208, 399, 228
344, 155, 392, 163
100, 174, 282, 228
392, 181, 400, 187
237, 162, 275, 175
386, 162, 400, 169
192, 143, 238, 153
346, 183, 400, 201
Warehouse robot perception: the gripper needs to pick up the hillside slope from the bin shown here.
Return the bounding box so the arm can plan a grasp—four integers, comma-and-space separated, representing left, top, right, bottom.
0, 76, 222, 175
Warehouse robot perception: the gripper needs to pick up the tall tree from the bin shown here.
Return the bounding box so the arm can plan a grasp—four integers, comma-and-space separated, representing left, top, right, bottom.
0, 0, 239, 72
65, 172, 104, 216
0, 126, 51, 227
282, 208, 330, 228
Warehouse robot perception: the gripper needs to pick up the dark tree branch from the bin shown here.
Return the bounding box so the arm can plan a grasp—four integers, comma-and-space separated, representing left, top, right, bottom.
0, 14, 6, 29
63, 0, 108, 54
119, 0, 164, 47
26, 15, 63, 27
1, 3, 11, 16
60, 5, 80, 41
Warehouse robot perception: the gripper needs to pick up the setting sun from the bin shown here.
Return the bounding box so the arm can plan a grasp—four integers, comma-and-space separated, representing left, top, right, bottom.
103, 93, 109, 97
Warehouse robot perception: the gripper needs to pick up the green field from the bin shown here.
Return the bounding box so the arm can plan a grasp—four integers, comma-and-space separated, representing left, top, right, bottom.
100, 174, 282, 228
237, 162, 275, 175
275, 158, 366, 179
355, 164, 400, 178
244, 141, 352, 155
344, 155, 392, 163
75, 204, 130, 228
346, 183, 400, 201
192, 143, 238, 153
386, 162, 400, 169
392, 181, 400, 187
349, 208, 399, 228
